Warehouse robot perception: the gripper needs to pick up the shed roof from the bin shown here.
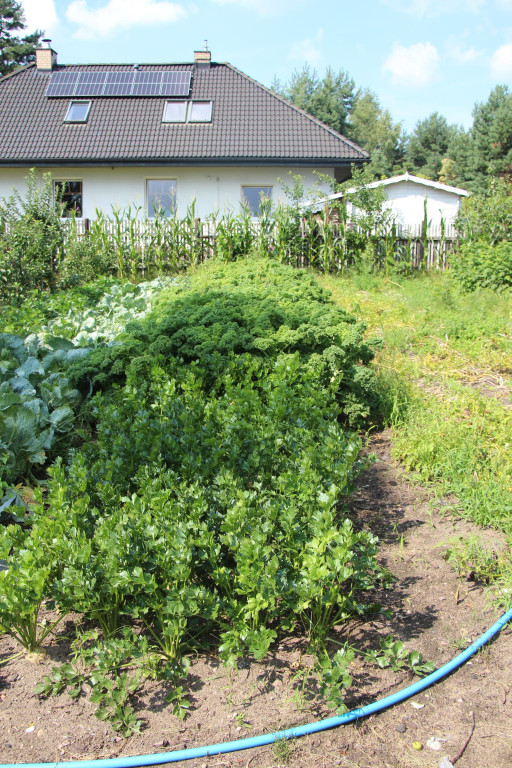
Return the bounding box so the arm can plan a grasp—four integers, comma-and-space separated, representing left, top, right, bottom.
0, 60, 369, 166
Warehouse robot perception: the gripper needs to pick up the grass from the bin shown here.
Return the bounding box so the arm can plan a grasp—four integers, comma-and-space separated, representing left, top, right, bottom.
317, 268, 512, 601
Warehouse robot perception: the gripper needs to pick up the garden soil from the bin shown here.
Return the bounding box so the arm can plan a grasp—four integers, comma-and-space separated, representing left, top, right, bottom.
1, 431, 511, 768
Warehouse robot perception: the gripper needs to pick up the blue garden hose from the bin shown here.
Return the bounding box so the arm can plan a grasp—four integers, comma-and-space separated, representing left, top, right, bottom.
2, 606, 511, 768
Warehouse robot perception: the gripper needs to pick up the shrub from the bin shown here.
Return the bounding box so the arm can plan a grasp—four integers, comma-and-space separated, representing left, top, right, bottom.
452, 240, 512, 292
455, 177, 512, 245
0, 170, 64, 302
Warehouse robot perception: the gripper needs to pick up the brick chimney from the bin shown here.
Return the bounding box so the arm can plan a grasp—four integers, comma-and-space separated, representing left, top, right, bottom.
194, 43, 211, 69
36, 39, 57, 71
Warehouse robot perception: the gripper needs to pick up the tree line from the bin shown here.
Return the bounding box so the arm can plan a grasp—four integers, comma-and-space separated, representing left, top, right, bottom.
272, 66, 512, 192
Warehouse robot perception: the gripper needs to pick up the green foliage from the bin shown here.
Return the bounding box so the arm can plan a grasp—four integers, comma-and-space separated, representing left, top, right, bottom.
364, 635, 435, 676
392, 387, 512, 537
0, 170, 65, 301
456, 177, 512, 246
0, 332, 82, 483
274, 65, 356, 137
452, 241, 512, 292
468, 85, 512, 191
443, 535, 508, 585
0, 0, 41, 76
0, 258, 387, 732
405, 112, 455, 180
350, 89, 405, 178
68, 260, 381, 428
0, 510, 67, 651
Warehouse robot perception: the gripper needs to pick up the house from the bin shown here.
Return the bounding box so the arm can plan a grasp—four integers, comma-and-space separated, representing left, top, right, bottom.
0, 42, 368, 220
310, 172, 470, 234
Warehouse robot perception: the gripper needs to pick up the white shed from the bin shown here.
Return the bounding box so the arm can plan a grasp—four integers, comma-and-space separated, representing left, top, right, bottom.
311, 172, 470, 235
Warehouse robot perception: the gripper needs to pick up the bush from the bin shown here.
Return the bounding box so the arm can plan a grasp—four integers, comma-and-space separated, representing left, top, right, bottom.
452, 240, 512, 292
0, 170, 64, 302
455, 177, 512, 245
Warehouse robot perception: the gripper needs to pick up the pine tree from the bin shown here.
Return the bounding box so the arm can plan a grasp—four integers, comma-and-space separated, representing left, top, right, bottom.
273, 65, 356, 137
0, 0, 42, 77
349, 89, 406, 178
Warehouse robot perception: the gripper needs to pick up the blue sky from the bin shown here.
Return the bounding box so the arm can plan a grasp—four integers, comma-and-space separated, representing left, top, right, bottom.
21, 0, 512, 133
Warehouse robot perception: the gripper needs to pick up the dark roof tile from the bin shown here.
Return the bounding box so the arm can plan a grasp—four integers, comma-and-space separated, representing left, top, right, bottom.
0, 61, 368, 165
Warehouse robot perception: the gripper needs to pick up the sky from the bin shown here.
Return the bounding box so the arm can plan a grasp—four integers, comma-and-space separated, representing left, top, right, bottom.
19, 0, 512, 134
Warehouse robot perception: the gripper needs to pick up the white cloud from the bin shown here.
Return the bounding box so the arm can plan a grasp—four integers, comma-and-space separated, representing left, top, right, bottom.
66, 0, 188, 39
491, 43, 512, 77
211, 0, 303, 17
448, 44, 480, 64
381, 0, 483, 17
22, 0, 59, 34
289, 29, 323, 67
383, 41, 441, 87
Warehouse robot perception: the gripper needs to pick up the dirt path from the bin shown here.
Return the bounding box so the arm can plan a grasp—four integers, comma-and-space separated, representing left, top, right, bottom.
1, 432, 511, 768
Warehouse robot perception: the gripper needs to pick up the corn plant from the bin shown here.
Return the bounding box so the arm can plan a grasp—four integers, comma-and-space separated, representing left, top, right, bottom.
255, 196, 273, 258
126, 203, 143, 280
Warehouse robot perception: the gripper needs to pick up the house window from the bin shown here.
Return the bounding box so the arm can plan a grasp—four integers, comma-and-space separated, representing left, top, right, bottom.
64, 102, 91, 123
163, 101, 187, 122
55, 181, 83, 217
147, 179, 177, 217
242, 186, 272, 216
188, 100, 213, 122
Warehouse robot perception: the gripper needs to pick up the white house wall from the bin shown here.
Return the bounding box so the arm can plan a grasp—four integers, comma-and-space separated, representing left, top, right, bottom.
0, 166, 333, 220
382, 180, 463, 229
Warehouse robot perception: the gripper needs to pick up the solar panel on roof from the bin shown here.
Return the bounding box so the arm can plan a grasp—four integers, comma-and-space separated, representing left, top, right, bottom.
46, 69, 193, 98
75, 72, 107, 97
161, 71, 191, 97
132, 71, 162, 96
104, 72, 133, 96
46, 71, 79, 98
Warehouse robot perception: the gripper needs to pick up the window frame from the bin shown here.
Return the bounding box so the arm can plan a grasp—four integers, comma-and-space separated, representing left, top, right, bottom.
54, 179, 84, 218
241, 185, 273, 217
64, 101, 91, 123
146, 177, 178, 218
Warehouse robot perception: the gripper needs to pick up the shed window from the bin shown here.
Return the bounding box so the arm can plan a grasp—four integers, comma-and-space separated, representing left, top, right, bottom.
55, 181, 83, 217
147, 179, 177, 217
242, 186, 272, 216
64, 101, 91, 123
163, 101, 187, 122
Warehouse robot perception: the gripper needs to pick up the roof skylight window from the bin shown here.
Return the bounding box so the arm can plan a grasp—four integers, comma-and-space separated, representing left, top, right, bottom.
163, 100, 187, 122
189, 100, 212, 122
64, 101, 91, 123
162, 100, 213, 123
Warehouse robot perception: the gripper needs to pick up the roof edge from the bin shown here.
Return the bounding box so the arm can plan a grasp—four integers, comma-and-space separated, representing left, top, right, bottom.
0, 62, 36, 83
223, 62, 370, 161
0, 158, 365, 167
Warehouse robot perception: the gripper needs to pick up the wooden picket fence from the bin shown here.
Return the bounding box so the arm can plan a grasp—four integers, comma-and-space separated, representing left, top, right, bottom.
69, 216, 460, 272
